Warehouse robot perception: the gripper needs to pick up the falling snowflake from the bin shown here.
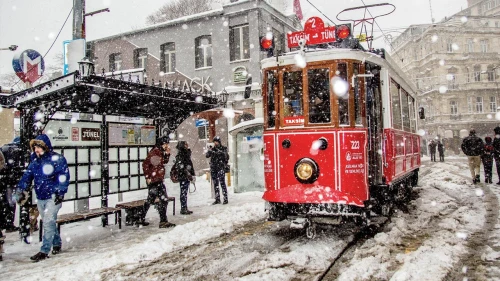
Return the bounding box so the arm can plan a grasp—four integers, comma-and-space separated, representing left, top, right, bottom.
43, 164, 54, 175
331, 76, 349, 97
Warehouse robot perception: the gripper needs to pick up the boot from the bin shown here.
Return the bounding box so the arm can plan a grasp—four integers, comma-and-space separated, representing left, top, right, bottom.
223, 198, 228, 205
30, 252, 48, 262
212, 200, 221, 205
180, 208, 193, 215
52, 245, 61, 255
475, 175, 480, 183
135, 220, 150, 227
159, 221, 176, 228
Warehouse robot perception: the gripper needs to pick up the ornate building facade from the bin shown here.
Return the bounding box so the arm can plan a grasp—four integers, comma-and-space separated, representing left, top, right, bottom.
391, 0, 500, 154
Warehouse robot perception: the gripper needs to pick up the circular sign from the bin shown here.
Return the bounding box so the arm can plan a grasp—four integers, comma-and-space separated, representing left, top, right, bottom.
12, 49, 45, 84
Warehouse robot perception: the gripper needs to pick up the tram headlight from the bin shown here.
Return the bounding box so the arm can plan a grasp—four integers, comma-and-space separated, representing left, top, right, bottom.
294, 158, 319, 184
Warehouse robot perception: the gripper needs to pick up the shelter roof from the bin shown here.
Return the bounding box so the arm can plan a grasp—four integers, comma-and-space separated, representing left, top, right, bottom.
0, 72, 220, 122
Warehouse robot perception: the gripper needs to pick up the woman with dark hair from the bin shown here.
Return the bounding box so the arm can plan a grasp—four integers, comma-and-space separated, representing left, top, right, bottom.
175, 141, 195, 214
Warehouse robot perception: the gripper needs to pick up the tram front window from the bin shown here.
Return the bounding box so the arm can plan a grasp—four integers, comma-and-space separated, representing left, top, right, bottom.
337, 63, 349, 125
308, 68, 330, 123
283, 71, 304, 125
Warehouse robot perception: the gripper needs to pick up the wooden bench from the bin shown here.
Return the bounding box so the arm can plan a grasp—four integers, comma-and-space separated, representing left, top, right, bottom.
39, 207, 121, 242
115, 197, 175, 226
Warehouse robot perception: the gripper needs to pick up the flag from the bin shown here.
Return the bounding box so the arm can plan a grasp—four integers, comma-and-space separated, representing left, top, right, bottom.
293, 0, 303, 20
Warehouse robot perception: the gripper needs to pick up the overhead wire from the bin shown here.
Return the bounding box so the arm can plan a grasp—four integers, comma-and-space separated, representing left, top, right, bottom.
9, 6, 74, 89
305, 0, 336, 25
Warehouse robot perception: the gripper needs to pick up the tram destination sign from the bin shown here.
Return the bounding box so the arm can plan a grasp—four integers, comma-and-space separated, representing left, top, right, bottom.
287, 17, 336, 48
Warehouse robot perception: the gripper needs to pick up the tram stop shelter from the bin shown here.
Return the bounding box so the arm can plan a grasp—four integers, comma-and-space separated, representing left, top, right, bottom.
0, 71, 220, 227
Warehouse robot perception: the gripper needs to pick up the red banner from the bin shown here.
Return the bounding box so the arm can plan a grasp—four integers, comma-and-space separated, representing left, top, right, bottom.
287, 17, 337, 48
293, 0, 303, 20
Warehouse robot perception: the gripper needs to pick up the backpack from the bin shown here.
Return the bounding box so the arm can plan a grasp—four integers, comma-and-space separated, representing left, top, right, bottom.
170, 162, 179, 183
1, 143, 22, 170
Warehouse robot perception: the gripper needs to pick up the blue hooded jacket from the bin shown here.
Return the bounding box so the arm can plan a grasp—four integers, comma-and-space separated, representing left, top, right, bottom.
17, 134, 70, 200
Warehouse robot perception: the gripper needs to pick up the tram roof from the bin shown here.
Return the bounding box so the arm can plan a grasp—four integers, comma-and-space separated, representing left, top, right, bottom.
0, 72, 220, 120
261, 48, 417, 94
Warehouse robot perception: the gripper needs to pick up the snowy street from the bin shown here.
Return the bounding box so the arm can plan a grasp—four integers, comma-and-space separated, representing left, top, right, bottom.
2, 156, 500, 281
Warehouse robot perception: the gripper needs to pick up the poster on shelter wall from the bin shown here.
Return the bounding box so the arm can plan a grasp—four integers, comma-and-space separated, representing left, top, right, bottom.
108, 123, 155, 146
44, 120, 100, 146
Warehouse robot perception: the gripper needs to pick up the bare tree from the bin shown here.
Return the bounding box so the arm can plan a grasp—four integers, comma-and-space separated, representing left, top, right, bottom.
146, 0, 224, 25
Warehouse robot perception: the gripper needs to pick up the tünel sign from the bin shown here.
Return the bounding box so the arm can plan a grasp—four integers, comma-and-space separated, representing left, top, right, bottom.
81, 128, 100, 141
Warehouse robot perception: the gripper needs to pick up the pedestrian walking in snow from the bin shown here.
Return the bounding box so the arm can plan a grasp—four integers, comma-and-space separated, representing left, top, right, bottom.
461, 129, 485, 184
206, 136, 229, 205
141, 136, 175, 228
174, 141, 195, 215
429, 140, 437, 162
482, 136, 494, 184
14, 134, 69, 262
437, 140, 445, 162
492, 126, 500, 185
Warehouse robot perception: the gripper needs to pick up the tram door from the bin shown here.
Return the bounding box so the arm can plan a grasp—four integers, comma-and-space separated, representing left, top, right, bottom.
366, 64, 384, 186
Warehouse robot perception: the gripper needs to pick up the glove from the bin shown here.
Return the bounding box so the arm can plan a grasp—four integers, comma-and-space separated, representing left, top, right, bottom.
13, 191, 28, 205
54, 195, 64, 205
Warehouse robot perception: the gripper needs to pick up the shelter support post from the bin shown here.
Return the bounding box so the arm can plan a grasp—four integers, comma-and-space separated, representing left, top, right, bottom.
100, 115, 109, 226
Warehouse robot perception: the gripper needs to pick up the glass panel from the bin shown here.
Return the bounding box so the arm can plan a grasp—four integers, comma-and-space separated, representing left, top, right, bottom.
64, 150, 76, 164
266, 71, 277, 129
401, 90, 411, 131
69, 166, 76, 181
242, 26, 250, 59
337, 63, 349, 125
409, 96, 416, 133
119, 147, 128, 160
130, 148, 138, 160
77, 149, 88, 163
90, 149, 100, 162
140, 147, 149, 159
283, 71, 304, 126
120, 178, 129, 192
109, 179, 119, 193
78, 183, 89, 197
66, 184, 76, 200
120, 163, 128, 175
390, 80, 402, 130
353, 63, 363, 125
78, 165, 89, 180
308, 68, 331, 123
109, 148, 118, 161
109, 163, 119, 177
91, 181, 101, 196
90, 164, 101, 179
130, 176, 139, 190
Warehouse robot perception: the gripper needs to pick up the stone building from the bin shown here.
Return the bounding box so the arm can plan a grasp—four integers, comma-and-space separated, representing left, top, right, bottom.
88, 0, 300, 174
390, 0, 500, 154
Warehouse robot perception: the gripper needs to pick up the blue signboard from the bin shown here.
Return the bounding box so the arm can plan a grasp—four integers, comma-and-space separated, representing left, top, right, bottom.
195, 119, 209, 127
246, 136, 262, 141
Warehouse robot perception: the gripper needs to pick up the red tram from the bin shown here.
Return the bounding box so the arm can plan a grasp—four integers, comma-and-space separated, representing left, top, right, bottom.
261, 15, 422, 238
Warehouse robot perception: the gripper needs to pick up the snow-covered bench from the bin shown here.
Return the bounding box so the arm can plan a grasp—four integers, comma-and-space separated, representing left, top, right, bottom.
115, 197, 175, 226
38, 207, 122, 242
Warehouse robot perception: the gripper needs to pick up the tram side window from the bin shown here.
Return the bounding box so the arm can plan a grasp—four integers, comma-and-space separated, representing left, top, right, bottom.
353, 63, 363, 125
401, 89, 411, 132
337, 63, 349, 125
409, 96, 416, 133
390, 80, 402, 130
266, 71, 277, 129
308, 68, 330, 123
283, 71, 303, 118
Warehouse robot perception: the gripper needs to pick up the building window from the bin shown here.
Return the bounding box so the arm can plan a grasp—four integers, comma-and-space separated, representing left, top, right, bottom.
197, 125, 208, 140
447, 40, 454, 52
476, 97, 484, 113
450, 100, 458, 115
133, 48, 148, 69
160, 43, 176, 73
474, 65, 481, 82
466, 67, 471, 83
490, 96, 497, 112
480, 40, 488, 53
109, 53, 122, 71
273, 28, 283, 54
229, 25, 250, 61
195, 35, 212, 69
468, 96, 474, 113
447, 71, 457, 89
467, 39, 474, 53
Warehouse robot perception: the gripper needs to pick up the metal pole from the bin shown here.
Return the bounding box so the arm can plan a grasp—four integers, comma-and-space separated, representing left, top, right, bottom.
73, 0, 84, 39
101, 115, 109, 226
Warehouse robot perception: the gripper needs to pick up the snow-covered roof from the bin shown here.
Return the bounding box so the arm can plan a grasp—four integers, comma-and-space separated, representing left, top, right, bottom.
229, 117, 263, 135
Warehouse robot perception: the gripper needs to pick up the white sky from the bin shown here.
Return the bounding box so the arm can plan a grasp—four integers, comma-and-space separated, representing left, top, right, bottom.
0, 0, 467, 78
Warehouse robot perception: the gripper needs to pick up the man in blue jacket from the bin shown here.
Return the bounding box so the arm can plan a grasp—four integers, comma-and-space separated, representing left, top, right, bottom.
14, 134, 70, 262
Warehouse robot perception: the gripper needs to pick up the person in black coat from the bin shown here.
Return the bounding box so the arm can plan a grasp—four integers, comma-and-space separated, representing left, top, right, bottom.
492, 126, 500, 185
461, 129, 485, 184
428, 140, 437, 162
206, 136, 229, 205
482, 136, 494, 184
437, 140, 445, 162
175, 141, 195, 215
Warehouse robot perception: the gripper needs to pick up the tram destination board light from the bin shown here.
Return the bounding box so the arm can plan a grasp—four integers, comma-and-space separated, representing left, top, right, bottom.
336, 25, 351, 40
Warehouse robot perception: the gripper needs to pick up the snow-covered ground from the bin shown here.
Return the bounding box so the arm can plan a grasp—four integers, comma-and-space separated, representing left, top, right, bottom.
2, 156, 500, 281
